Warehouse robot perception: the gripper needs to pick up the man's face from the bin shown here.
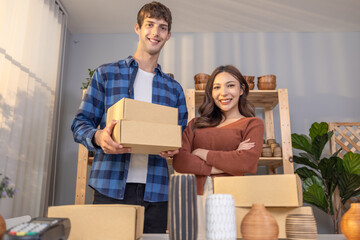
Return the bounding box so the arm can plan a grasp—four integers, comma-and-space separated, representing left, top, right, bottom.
135, 17, 171, 56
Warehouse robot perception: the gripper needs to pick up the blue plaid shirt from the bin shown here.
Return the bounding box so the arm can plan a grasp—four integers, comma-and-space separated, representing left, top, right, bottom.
71, 56, 188, 202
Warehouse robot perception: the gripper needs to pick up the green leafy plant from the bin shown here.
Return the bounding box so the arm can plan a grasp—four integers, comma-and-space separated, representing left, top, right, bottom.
292, 122, 360, 233
0, 173, 16, 199
81, 68, 96, 90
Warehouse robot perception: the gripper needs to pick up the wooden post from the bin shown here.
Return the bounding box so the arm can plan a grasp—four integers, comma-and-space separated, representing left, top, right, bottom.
278, 89, 294, 174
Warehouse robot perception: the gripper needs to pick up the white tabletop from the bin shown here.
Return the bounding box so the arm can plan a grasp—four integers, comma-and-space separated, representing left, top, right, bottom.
141, 234, 346, 240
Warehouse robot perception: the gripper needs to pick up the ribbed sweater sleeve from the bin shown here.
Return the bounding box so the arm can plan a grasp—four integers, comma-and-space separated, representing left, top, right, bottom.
173, 119, 212, 176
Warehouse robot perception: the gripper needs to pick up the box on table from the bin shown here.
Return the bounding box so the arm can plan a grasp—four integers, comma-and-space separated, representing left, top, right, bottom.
106, 98, 181, 155
47, 204, 144, 240
235, 206, 314, 239
213, 174, 303, 207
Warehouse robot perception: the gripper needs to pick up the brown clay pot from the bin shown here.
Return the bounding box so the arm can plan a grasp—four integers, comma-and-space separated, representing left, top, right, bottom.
244, 76, 255, 90
194, 73, 210, 84
0, 214, 6, 240
257, 74, 276, 90
241, 204, 279, 240
195, 83, 207, 90
341, 203, 360, 240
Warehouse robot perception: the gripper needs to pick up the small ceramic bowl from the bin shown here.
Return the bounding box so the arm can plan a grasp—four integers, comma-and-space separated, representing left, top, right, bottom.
195, 83, 207, 90
194, 73, 210, 84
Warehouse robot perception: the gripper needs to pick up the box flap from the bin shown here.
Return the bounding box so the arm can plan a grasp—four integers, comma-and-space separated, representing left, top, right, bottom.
107, 98, 178, 125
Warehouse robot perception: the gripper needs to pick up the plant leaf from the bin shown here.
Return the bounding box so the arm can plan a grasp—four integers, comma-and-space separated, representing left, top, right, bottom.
299, 152, 317, 165
312, 132, 332, 161
295, 167, 318, 180
318, 156, 340, 196
342, 151, 360, 175
338, 173, 360, 204
292, 134, 313, 153
293, 155, 318, 170
309, 122, 329, 142
302, 176, 329, 213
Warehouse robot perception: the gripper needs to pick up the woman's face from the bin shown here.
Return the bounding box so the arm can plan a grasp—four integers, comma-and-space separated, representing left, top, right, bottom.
211, 72, 243, 117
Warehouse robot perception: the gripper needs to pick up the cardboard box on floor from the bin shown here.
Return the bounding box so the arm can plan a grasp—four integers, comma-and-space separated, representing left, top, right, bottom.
48, 204, 144, 240
235, 206, 314, 239
213, 174, 303, 207
106, 98, 181, 155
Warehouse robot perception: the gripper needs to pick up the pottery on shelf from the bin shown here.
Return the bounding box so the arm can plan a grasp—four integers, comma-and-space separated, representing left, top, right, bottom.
341, 203, 360, 240
244, 76, 255, 90
285, 214, 318, 240
257, 74, 276, 90
241, 203, 279, 240
168, 174, 198, 240
194, 73, 210, 84
206, 194, 236, 240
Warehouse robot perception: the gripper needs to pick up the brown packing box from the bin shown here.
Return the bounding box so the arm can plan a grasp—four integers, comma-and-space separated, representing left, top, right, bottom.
106, 98, 181, 155
47, 204, 144, 240
235, 206, 314, 239
111, 120, 181, 154
213, 174, 303, 207
106, 98, 178, 125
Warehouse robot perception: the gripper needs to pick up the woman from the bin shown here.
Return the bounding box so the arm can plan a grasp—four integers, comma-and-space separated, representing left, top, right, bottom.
173, 65, 264, 195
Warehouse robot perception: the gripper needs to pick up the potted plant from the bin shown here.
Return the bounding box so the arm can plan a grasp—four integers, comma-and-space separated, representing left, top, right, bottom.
291, 122, 360, 233
0, 173, 16, 237
81, 68, 96, 90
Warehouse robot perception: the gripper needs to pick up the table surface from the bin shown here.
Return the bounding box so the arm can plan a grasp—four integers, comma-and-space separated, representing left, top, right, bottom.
141, 234, 346, 240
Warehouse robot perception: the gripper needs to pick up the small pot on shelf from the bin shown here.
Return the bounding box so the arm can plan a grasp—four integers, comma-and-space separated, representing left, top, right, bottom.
257, 75, 276, 90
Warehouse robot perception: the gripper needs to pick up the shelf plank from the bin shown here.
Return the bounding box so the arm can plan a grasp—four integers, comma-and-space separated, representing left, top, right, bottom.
194, 90, 279, 109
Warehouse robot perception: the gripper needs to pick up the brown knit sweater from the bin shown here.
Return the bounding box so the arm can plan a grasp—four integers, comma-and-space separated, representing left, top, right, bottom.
173, 117, 264, 195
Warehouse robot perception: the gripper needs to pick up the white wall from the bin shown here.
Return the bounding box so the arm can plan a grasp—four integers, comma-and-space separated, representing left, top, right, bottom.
56, 31, 360, 233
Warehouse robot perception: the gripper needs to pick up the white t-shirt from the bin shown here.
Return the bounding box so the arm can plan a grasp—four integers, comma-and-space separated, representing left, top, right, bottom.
126, 68, 154, 183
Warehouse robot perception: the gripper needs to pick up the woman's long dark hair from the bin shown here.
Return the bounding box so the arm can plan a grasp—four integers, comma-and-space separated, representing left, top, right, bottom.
194, 65, 255, 129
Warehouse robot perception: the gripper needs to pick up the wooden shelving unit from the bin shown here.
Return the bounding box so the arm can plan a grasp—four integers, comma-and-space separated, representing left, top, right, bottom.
184, 89, 294, 174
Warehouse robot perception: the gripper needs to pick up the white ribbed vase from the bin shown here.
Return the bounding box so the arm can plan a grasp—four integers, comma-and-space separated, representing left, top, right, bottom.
206, 194, 236, 240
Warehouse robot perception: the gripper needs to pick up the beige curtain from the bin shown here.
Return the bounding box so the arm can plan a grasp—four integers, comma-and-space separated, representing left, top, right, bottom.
0, 0, 66, 218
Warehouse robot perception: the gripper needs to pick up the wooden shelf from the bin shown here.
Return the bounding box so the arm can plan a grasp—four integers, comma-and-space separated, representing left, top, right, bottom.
194, 90, 279, 109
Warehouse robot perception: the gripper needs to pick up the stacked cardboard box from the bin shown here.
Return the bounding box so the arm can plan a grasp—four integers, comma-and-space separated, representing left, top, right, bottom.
106, 98, 182, 155
214, 174, 313, 239
48, 204, 144, 240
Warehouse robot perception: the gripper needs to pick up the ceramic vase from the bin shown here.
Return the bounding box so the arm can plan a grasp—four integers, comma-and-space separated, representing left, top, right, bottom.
341, 203, 360, 240
205, 194, 236, 240
240, 203, 279, 240
0, 214, 6, 239
168, 174, 198, 240
285, 214, 318, 240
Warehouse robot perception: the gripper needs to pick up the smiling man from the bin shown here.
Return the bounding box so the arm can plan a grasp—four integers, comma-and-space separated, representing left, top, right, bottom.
71, 1, 188, 233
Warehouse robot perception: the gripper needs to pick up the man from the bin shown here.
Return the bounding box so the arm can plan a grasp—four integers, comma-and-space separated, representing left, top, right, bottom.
71, 1, 188, 233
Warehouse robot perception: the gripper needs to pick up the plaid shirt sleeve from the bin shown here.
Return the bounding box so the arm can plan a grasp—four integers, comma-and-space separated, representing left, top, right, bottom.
71, 69, 105, 151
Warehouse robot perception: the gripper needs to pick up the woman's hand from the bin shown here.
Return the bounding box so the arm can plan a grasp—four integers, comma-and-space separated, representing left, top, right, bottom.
237, 138, 255, 151
191, 148, 209, 161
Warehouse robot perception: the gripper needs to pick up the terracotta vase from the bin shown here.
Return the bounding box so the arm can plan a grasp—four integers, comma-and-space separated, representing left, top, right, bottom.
0, 214, 6, 239
341, 203, 360, 240
168, 174, 198, 240
241, 204, 279, 240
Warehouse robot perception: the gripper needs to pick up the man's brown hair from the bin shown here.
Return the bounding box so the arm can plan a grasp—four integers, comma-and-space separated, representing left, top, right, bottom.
137, 1, 172, 32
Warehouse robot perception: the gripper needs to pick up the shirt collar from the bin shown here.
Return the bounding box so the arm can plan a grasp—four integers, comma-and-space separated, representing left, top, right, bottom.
125, 56, 164, 77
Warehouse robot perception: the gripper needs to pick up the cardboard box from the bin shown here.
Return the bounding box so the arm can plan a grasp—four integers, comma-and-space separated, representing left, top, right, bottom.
106, 98, 181, 154
236, 206, 314, 239
111, 120, 181, 154
48, 204, 144, 240
106, 98, 178, 125
213, 174, 303, 207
